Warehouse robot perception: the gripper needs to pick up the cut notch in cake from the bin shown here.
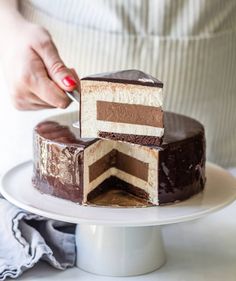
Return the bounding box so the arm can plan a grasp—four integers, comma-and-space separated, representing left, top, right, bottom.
83, 139, 159, 205
80, 69, 164, 145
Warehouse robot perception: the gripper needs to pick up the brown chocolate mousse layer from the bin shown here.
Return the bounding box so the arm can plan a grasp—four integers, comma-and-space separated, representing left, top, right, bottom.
89, 149, 149, 183
97, 101, 163, 127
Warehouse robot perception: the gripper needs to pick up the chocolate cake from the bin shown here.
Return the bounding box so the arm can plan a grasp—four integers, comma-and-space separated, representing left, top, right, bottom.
80, 70, 164, 145
32, 112, 206, 206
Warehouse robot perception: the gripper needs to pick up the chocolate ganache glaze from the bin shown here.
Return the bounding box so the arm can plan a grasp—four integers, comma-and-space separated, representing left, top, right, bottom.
159, 113, 206, 204
81, 69, 163, 88
32, 112, 206, 206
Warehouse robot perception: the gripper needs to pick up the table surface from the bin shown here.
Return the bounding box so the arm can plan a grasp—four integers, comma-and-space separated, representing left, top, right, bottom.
1, 69, 236, 281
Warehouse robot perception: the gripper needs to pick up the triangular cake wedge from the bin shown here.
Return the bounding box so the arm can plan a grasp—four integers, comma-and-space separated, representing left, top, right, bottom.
80, 70, 164, 145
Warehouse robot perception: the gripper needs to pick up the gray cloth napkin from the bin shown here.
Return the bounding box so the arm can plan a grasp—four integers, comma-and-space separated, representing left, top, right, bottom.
0, 197, 76, 280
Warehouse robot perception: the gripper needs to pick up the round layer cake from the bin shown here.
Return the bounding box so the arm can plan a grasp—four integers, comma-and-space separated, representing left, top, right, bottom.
32, 112, 206, 207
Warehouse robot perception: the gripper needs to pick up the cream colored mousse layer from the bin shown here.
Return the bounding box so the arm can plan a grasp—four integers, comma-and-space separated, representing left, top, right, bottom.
80, 80, 164, 138
83, 139, 159, 205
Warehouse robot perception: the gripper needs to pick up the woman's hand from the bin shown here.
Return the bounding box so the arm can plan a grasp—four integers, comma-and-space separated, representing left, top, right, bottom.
1, 16, 80, 110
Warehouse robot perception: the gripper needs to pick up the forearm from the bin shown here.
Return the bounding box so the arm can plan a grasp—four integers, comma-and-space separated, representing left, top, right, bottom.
0, 0, 26, 32
0, 0, 29, 54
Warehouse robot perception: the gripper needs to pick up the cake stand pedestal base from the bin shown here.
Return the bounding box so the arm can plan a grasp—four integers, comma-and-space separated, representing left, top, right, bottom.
2, 162, 236, 277
75, 224, 165, 276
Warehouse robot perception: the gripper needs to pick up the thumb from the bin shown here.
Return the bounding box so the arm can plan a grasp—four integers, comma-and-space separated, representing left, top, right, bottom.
70, 68, 81, 93
35, 39, 78, 92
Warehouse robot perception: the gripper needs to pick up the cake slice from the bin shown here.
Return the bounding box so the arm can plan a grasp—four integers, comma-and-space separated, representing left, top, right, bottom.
80, 69, 164, 145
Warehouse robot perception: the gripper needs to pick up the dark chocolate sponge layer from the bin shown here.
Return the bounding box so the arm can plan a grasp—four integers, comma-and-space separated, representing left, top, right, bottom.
98, 131, 162, 146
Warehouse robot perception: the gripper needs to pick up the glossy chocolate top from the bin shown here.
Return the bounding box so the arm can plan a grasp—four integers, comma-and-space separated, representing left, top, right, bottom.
82, 69, 163, 88
162, 112, 204, 145
34, 112, 204, 148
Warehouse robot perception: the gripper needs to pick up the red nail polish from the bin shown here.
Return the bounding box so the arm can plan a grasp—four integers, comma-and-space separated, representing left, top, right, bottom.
62, 76, 77, 87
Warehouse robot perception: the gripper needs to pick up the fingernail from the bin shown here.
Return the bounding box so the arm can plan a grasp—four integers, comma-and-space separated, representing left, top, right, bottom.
62, 76, 77, 87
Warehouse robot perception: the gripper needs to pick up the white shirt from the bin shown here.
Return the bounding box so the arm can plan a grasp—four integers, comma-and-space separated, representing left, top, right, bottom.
19, 0, 236, 167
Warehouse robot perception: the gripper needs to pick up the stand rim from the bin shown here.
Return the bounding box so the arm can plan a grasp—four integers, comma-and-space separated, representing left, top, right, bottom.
1, 161, 236, 226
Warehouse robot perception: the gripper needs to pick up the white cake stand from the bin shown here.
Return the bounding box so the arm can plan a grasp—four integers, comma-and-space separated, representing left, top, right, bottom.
1, 161, 236, 277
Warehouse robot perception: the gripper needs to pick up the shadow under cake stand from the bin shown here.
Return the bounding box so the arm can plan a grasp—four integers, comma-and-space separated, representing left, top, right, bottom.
1, 162, 236, 277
